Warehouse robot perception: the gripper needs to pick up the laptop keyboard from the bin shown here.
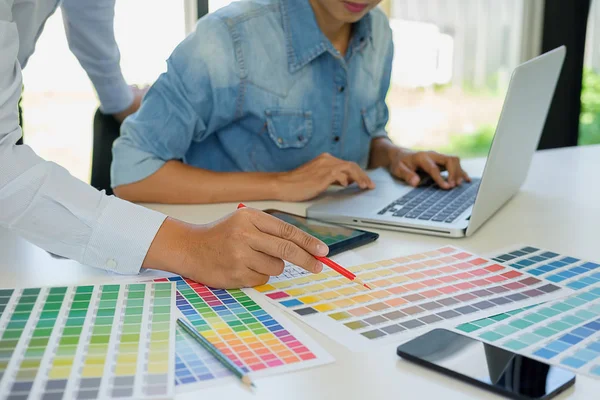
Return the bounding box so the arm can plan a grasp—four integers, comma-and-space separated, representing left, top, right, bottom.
378, 178, 481, 223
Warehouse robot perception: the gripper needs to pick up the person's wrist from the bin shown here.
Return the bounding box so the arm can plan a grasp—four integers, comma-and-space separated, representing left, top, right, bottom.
142, 217, 194, 275
269, 172, 290, 201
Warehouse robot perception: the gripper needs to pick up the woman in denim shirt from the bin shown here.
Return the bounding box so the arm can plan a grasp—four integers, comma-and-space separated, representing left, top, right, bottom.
111, 0, 470, 203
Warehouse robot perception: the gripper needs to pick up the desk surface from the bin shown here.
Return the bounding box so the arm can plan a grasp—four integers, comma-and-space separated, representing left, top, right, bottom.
1, 145, 600, 399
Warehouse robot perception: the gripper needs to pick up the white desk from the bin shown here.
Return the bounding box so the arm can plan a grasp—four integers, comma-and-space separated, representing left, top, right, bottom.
2, 145, 600, 399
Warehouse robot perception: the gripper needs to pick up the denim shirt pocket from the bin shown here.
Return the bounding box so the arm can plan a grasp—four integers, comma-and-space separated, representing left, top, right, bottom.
361, 100, 388, 136
265, 109, 313, 148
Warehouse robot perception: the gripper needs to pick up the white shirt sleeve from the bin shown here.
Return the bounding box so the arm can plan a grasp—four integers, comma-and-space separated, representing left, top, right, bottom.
61, 0, 133, 114
0, 5, 167, 274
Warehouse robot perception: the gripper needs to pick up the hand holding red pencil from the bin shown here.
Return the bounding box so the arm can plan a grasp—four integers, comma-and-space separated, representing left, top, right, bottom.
238, 204, 371, 290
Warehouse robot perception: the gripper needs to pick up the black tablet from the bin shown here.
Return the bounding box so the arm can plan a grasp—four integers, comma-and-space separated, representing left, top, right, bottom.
264, 209, 379, 256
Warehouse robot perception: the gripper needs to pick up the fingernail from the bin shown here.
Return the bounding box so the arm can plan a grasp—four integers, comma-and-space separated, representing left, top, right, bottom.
314, 263, 323, 273
410, 176, 419, 186
449, 180, 455, 187
316, 244, 329, 256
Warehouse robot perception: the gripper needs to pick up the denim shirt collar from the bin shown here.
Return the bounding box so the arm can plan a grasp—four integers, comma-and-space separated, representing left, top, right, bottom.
280, 0, 373, 73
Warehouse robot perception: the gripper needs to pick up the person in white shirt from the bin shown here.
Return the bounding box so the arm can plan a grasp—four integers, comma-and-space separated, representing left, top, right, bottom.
0, 0, 329, 289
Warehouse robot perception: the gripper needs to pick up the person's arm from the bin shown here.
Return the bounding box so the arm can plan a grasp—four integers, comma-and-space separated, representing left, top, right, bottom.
112, 18, 373, 204
0, 6, 166, 274
60, 0, 140, 120
0, 7, 328, 287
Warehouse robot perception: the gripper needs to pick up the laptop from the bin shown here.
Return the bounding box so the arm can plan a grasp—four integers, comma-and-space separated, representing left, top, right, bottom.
307, 46, 566, 238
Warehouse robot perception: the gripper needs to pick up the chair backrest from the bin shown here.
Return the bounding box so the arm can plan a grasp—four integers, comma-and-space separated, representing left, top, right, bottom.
91, 109, 121, 196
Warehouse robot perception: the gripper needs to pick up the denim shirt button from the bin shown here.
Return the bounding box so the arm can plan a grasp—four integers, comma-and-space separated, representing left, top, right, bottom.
338, 86, 345, 93
277, 137, 283, 144
333, 136, 340, 142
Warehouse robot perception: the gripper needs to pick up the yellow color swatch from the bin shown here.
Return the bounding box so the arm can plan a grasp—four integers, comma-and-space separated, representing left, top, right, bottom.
298, 296, 320, 304
49, 367, 72, 379
338, 286, 360, 296
319, 291, 340, 300
333, 298, 354, 308
375, 269, 394, 277
116, 354, 137, 364
286, 288, 307, 297
254, 284, 276, 293
149, 351, 169, 363
82, 366, 105, 378
314, 303, 335, 312
361, 263, 380, 270
115, 364, 137, 376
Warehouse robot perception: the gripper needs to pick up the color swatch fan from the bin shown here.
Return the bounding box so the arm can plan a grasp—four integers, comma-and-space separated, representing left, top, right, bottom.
455, 245, 600, 379
0, 283, 175, 400
154, 277, 332, 391
252, 247, 571, 349
456, 245, 600, 334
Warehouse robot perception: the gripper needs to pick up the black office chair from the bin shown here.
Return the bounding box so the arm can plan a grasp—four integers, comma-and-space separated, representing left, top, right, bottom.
91, 109, 121, 196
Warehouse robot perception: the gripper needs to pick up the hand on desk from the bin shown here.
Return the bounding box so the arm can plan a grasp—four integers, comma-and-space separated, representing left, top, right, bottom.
389, 150, 471, 189
143, 207, 328, 289
274, 153, 376, 202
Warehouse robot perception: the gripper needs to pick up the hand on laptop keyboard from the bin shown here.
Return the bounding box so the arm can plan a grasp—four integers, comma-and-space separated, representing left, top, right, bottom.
387, 150, 471, 190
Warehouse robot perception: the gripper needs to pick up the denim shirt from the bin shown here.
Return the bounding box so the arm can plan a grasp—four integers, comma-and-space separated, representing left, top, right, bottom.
111, 0, 393, 187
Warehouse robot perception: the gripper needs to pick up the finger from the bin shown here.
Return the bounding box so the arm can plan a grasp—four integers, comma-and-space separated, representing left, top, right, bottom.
419, 156, 450, 189
462, 170, 471, 183
248, 211, 329, 257
248, 231, 324, 274
237, 268, 270, 288
332, 171, 350, 187
391, 162, 420, 187
246, 252, 286, 277
337, 162, 373, 189
443, 158, 462, 188
349, 163, 375, 189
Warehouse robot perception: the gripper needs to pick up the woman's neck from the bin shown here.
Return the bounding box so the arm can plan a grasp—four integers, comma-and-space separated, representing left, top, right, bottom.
308, 0, 352, 56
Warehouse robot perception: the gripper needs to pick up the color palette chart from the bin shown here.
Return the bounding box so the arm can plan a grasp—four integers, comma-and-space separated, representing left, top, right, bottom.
154, 277, 332, 391
456, 245, 600, 333
0, 283, 175, 399
455, 287, 600, 379
252, 247, 571, 349
490, 245, 600, 290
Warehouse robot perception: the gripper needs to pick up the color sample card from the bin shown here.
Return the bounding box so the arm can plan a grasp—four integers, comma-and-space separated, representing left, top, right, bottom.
491, 245, 600, 290
154, 277, 332, 391
0, 283, 175, 400
455, 287, 600, 379
457, 245, 600, 334
252, 247, 571, 349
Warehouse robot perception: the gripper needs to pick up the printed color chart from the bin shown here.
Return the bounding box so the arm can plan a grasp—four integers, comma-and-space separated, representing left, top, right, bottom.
457, 245, 600, 333
491, 245, 600, 290
0, 283, 175, 400
455, 287, 600, 379
154, 277, 332, 391
253, 247, 570, 349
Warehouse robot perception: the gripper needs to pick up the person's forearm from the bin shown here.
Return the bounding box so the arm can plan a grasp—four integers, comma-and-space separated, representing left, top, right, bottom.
114, 160, 283, 204
368, 137, 410, 169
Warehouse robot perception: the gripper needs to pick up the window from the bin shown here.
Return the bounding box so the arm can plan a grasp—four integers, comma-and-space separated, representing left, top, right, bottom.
580, 0, 600, 146
21, 2, 187, 182
383, 0, 542, 158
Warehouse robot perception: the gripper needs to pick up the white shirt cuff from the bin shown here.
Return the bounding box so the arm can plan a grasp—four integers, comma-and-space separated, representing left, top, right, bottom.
83, 196, 166, 274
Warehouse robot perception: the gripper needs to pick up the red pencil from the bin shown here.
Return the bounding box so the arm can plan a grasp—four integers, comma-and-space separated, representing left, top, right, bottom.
238, 203, 372, 290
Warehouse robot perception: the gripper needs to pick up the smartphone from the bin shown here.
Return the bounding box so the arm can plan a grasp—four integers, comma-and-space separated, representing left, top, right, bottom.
263, 209, 379, 256
396, 329, 575, 400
